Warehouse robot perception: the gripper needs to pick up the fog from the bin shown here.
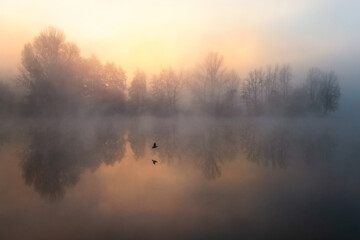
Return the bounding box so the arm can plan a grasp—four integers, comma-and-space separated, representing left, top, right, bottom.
1, 115, 360, 239
1, 1, 360, 239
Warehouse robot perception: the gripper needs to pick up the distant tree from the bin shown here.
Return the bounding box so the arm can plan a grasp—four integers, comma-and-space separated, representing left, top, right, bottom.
0, 81, 14, 115
199, 52, 226, 111
128, 70, 147, 113
242, 64, 293, 115
80, 55, 103, 100
220, 70, 241, 116
191, 52, 241, 116
264, 65, 279, 100
102, 63, 126, 91
304, 68, 341, 115
318, 71, 341, 115
242, 68, 264, 114
18, 27, 129, 116
285, 87, 309, 116
150, 67, 182, 115
97, 62, 127, 114
304, 68, 322, 112
278, 64, 292, 98
19, 27, 83, 116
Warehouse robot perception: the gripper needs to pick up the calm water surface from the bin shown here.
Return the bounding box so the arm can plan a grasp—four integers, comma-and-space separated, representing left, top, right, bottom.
0, 116, 359, 240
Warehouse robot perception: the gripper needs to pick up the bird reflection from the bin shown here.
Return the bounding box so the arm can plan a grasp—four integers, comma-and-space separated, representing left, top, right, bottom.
151, 121, 179, 163
19, 117, 340, 201
21, 120, 126, 201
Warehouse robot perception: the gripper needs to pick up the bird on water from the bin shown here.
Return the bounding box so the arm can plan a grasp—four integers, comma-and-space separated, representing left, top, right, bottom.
152, 142, 158, 149
152, 160, 158, 165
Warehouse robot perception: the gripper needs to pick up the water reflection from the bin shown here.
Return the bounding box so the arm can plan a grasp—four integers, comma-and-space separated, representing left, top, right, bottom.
1, 117, 359, 240
21, 120, 126, 201
128, 120, 146, 160
184, 124, 241, 179
297, 129, 338, 165
151, 119, 180, 163
13, 117, 341, 200
239, 123, 290, 168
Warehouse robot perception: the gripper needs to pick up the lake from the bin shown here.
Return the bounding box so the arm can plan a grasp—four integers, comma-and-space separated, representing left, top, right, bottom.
0, 116, 359, 240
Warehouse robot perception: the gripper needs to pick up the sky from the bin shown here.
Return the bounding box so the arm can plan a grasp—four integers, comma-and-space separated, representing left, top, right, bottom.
1, 0, 360, 80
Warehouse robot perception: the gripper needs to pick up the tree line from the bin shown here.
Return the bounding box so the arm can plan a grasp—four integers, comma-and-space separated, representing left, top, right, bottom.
0, 27, 341, 117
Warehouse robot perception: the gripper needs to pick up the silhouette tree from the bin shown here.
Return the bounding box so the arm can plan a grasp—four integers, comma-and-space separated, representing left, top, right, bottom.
150, 67, 182, 115
0, 81, 14, 115
318, 71, 341, 115
263, 65, 279, 101
128, 70, 147, 113
242, 68, 264, 114
219, 70, 241, 116
18, 27, 128, 116
192, 52, 224, 114
304, 68, 341, 115
191, 52, 241, 116
241, 65, 293, 115
19, 27, 83, 116
304, 68, 323, 112
96, 62, 127, 114
78, 55, 104, 111
278, 64, 292, 99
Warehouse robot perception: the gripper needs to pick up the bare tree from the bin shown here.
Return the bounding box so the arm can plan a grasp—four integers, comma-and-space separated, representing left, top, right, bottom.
242, 68, 264, 114
191, 52, 241, 115
304, 68, 340, 115
242, 64, 293, 115
99, 62, 127, 113
150, 67, 182, 115
19, 26, 83, 116
220, 70, 241, 116
80, 55, 103, 100
278, 64, 292, 98
318, 71, 341, 115
264, 65, 279, 100
0, 81, 14, 115
305, 68, 322, 107
128, 70, 147, 113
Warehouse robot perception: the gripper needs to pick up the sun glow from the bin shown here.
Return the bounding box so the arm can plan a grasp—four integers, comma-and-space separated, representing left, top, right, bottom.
1, 0, 359, 76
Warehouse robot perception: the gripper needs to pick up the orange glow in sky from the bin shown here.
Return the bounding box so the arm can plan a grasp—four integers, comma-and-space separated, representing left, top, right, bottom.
1, 0, 359, 77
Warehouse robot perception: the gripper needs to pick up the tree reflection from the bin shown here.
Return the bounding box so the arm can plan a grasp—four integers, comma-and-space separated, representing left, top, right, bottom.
239, 121, 338, 168
297, 127, 338, 165
184, 123, 241, 179
151, 120, 180, 163
21, 120, 126, 201
240, 123, 290, 168
0, 122, 13, 146
19, 117, 340, 201
128, 120, 146, 160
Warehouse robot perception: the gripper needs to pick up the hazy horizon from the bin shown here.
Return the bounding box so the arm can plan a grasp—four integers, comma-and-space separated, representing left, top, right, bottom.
1, 1, 360, 239
1, 0, 360, 83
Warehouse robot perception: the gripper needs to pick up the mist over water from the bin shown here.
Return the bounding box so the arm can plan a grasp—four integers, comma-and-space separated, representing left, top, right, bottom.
0, 114, 360, 240
0, 5, 360, 238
